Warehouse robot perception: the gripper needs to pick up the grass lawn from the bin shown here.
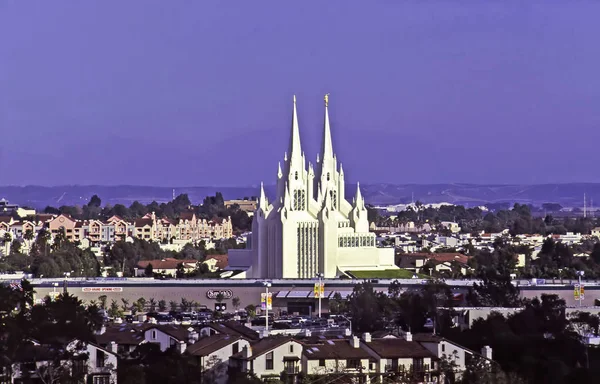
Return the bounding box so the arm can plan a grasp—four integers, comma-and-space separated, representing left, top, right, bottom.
347, 269, 429, 279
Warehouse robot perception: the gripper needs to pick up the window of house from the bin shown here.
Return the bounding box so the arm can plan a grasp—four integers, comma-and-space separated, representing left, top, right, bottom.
93, 376, 111, 384
21, 362, 36, 372
96, 349, 105, 368
289, 344, 294, 353
347, 359, 360, 369
319, 359, 326, 367
232, 342, 239, 355
413, 358, 424, 372
442, 344, 445, 352
266, 352, 274, 370
170, 338, 176, 347
369, 358, 376, 371
151, 330, 157, 340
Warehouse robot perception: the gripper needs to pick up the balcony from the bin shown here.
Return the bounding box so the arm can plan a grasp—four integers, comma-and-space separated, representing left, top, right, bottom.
384, 364, 430, 373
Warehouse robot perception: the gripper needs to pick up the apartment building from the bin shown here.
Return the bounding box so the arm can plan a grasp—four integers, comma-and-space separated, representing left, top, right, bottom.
0, 211, 234, 254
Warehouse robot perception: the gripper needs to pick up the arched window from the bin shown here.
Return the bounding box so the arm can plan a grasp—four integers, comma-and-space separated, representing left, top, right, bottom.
327, 172, 330, 181
295, 171, 298, 180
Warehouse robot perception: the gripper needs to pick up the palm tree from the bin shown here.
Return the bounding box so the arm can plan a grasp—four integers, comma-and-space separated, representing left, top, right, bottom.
3, 232, 13, 245
98, 295, 108, 310
23, 228, 34, 245
232, 297, 240, 312
158, 299, 167, 312
120, 298, 130, 313
148, 298, 157, 312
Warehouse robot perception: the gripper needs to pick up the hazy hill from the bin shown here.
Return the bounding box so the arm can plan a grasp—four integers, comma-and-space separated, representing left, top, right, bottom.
0, 183, 597, 209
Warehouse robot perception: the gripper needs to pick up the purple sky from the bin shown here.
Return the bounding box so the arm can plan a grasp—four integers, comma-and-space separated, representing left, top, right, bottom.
1, 1, 599, 187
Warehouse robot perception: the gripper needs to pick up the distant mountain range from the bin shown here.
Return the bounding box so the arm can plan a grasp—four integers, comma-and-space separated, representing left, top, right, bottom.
0, 183, 598, 210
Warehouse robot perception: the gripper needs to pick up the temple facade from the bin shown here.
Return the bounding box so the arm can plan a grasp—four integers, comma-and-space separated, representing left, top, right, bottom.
241, 96, 396, 278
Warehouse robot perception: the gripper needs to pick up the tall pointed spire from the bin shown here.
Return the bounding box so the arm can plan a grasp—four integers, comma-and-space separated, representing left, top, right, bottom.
288, 95, 302, 164
259, 182, 267, 211
320, 93, 334, 165
355, 182, 364, 209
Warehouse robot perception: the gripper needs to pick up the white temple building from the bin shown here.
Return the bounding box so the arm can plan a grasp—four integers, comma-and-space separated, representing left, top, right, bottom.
229, 95, 396, 278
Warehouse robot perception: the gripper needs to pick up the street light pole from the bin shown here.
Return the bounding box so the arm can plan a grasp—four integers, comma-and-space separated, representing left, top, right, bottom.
263, 281, 271, 336
316, 273, 324, 318
578, 271, 584, 307
63, 272, 71, 294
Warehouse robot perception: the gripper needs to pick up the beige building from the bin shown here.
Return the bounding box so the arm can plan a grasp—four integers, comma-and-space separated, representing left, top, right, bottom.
225, 199, 257, 215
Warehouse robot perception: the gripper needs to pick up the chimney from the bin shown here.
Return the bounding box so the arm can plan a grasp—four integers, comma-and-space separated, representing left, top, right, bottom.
350, 336, 360, 348
242, 345, 253, 359
108, 341, 118, 354
178, 340, 187, 354
188, 331, 199, 345
362, 333, 371, 343
344, 328, 352, 337
481, 345, 492, 360
404, 331, 412, 342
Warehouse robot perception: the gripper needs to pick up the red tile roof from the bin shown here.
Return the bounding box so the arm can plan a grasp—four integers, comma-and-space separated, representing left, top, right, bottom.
403, 253, 470, 265
179, 212, 196, 221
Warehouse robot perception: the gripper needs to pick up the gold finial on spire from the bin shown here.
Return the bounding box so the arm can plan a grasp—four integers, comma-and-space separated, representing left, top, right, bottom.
324, 93, 330, 107
293, 94, 296, 104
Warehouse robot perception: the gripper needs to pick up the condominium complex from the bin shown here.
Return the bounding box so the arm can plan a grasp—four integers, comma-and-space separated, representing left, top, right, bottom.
0, 211, 233, 248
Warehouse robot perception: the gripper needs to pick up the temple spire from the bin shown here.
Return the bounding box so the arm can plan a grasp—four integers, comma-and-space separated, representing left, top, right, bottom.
355, 182, 364, 209
320, 93, 334, 165
259, 182, 267, 211
288, 95, 302, 164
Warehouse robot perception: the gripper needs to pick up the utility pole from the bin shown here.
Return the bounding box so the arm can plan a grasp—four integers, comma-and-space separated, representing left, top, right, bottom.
584, 193, 587, 218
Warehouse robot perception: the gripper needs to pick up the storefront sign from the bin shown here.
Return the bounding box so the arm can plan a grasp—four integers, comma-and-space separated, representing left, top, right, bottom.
82, 287, 123, 293
206, 289, 233, 299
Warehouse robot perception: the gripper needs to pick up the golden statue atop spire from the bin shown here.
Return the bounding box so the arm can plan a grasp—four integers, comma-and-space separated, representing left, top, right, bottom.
293, 94, 296, 104
324, 93, 330, 107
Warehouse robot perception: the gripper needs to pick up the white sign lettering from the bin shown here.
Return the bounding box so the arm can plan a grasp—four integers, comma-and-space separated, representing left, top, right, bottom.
82, 287, 123, 293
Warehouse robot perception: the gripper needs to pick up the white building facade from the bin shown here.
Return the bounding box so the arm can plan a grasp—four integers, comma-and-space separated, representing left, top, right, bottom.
241, 96, 395, 278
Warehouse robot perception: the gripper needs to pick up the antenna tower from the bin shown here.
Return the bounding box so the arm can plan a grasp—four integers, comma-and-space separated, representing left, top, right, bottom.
584, 193, 587, 218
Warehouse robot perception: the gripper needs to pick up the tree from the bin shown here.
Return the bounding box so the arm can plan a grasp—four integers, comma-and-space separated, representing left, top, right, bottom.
148, 298, 157, 312
245, 304, 256, 319
108, 299, 121, 318
158, 299, 167, 312
176, 262, 185, 278
121, 298, 130, 313
232, 297, 241, 312
180, 298, 191, 312
169, 300, 178, 312
462, 356, 527, 384
10, 240, 22, 255
88, 194, 102, 208
134, 297, 147, 314
347, 281, 391, 332
145, 263, 154, 277
328, 292, 346, 315
2, 232, 11, 245
469, 245, 521, 307
98, 295, 108, 310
